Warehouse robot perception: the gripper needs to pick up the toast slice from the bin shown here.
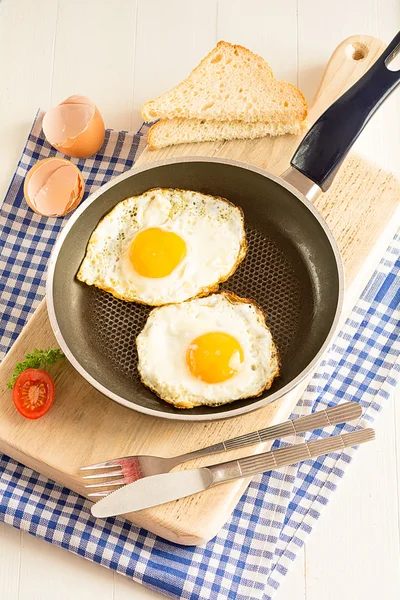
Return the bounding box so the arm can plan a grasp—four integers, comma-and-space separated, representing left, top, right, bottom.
141, 41, 307, 125
147, 117, 307, 149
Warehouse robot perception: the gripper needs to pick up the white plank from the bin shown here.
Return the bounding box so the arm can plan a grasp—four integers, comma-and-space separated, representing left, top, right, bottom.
217, 0, 298, 84
216, 7, 305, 598
298, 5, 400, 597
0, 523, 21, 599
51, 0, 137, 131
395, 385, 400, 544
297, 0, 387, 165
298, 0, 400, 175
116, 5, 218, 597
305, 393, 400, 600
132, 0, 218, 131
18, 530, 114, 600
297, 0, 378, 102
277, 547, 306, 600
114, 573, 166, 599
0, 0, 57, 202
376, 4, 400, 175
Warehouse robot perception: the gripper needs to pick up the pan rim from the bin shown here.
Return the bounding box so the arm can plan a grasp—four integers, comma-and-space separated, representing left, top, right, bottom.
46, 156, 345, 422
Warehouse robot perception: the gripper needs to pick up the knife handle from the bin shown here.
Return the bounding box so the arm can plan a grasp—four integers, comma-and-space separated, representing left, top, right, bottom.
208, 428, 375, 485
175, 402, 362, 464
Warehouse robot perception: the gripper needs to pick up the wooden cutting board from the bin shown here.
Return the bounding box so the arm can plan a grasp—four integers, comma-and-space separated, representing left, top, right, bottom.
1, 36, 399, 545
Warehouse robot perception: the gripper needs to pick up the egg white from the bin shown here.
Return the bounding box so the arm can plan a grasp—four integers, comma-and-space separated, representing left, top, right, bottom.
77, 188, 247, 305
136, 292, 280, 408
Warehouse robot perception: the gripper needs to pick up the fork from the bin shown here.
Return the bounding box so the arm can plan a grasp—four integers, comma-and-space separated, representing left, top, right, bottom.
81, 401, 362, 497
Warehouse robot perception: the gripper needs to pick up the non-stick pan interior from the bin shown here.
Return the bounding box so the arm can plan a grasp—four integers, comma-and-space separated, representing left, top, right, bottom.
50, 160, 340, 418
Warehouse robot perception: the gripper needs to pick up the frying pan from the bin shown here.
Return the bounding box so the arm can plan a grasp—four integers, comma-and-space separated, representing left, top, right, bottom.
47, 32, 400, 421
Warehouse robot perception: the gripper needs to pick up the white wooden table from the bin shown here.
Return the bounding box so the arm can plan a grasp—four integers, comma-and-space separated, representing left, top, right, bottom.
0, 1, 399, 599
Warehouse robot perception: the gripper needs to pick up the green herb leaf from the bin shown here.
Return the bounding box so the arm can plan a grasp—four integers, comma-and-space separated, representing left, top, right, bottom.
7, 348, 65, 389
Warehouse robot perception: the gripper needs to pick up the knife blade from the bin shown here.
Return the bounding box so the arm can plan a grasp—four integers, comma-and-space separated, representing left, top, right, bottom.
90, 428, 374, 518
91, 468, 214, 518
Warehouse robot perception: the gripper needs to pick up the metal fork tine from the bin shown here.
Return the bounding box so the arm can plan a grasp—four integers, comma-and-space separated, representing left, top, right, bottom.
88, 491, 112, 498
82, 470, 123, 480
84, 479, 125, 489
80, 461, 121, 471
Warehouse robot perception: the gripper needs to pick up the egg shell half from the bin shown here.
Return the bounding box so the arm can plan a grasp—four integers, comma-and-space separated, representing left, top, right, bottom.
24, 157, 85, 217
42, 95, 105, 159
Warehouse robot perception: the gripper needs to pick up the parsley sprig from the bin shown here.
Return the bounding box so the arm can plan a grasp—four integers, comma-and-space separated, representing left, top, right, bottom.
7, 348, 65, 389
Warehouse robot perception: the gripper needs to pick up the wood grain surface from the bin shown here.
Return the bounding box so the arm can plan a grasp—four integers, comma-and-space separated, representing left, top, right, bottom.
0, 34, 399, 546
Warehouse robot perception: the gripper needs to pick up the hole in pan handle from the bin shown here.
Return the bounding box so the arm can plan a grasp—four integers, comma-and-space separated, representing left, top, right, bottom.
290, 31, 400, 192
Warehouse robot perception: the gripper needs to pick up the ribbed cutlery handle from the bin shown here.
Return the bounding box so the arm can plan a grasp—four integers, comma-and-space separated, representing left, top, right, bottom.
256, 401, 362, 443
235, 429, 375, 479
178, 402, 362, 465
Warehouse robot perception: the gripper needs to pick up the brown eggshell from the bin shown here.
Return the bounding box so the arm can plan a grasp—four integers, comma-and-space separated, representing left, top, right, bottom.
24, 157, 85, 217
42, 95, 105, 159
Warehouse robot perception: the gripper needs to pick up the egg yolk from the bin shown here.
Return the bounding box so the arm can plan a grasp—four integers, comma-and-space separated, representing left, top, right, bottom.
186, 332, 244, 384
130, 227, 186, 278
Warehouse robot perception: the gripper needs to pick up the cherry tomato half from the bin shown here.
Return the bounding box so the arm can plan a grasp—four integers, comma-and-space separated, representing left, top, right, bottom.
12, 368, 55, 419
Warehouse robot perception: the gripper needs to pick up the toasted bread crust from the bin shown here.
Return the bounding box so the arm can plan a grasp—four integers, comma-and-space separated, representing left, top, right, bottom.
147, 117, 308, 150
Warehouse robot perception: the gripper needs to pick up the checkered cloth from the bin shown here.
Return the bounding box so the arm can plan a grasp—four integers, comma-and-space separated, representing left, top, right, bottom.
1, 112, 399, 600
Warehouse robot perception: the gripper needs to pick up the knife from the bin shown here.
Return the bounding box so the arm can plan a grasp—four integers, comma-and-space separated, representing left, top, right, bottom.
91, 428, 374, 518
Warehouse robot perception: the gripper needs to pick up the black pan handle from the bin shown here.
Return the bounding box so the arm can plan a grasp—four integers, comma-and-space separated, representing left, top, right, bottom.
291, 31, 400, 192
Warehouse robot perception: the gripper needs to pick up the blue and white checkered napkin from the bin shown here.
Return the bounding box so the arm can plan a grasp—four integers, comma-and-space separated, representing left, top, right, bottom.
1, 112, 399, 600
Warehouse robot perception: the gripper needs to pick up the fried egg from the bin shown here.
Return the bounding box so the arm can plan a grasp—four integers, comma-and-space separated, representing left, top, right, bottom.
136, 292, 280, 408
77, 188, 247, 305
